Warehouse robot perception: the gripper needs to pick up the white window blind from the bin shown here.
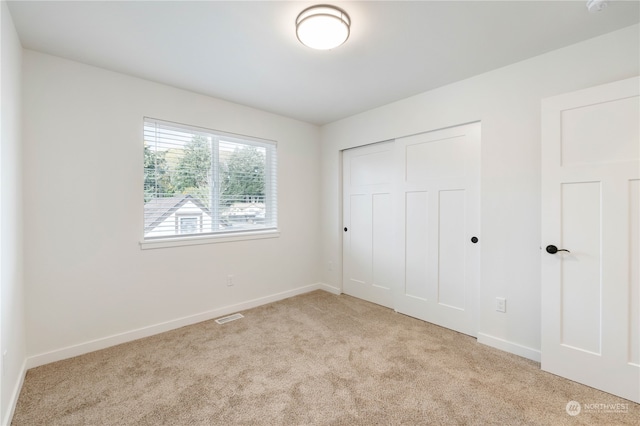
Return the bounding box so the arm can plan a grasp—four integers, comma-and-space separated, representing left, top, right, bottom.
143, 118, 277, 240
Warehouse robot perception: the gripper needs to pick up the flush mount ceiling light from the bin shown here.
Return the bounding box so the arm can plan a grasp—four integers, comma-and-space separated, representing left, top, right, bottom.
296, 5, 350, 50
586, 0, 609, 13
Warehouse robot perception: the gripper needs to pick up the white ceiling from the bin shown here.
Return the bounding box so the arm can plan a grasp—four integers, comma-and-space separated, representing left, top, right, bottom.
8, 1, 640, 125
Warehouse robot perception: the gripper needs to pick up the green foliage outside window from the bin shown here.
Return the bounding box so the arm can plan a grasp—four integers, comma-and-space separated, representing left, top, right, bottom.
144, 136, 266, 207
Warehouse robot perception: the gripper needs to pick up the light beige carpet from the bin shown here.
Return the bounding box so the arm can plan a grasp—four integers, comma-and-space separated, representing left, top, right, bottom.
12, 291, 639, 425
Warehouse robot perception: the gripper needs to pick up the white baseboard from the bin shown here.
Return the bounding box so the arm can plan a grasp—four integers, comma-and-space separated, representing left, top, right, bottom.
2, 358, 27, 426
477, 332, 541, 362
318, 282, 341, 295
27, 283, 327, 369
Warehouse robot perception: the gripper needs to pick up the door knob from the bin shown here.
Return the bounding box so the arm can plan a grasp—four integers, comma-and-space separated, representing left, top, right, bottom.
546, 245, 570, 254
344, 227, 348, 232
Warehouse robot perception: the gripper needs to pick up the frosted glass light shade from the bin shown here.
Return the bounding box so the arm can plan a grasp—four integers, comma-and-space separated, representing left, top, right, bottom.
296, 5, 350, 50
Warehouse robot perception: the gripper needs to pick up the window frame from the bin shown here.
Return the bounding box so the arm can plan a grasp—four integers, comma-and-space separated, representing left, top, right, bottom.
140, 118, 279, 250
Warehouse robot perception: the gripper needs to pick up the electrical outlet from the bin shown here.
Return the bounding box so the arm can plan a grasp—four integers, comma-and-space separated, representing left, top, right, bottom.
496, 297, 506, 313
226, 275, 234, 286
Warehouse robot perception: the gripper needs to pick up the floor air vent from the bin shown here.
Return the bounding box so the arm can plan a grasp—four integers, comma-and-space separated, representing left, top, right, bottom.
215, 313, 244, 324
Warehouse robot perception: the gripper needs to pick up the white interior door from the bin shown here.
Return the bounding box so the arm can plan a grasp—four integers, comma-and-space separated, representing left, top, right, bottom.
541, 77, 640, 403
394, 123, 481, 336
343, 142, 394, 308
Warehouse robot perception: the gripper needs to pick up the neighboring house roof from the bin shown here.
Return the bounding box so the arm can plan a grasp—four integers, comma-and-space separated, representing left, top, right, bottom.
144, 195, 211, 233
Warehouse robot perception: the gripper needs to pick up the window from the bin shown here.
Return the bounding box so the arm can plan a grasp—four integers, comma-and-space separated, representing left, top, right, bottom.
143, 118, 277, 242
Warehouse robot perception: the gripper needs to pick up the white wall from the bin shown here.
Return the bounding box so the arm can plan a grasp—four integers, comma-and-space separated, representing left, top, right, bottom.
22, 51, 321, 363
0, 1, 26, 424
320, 24, 640, 360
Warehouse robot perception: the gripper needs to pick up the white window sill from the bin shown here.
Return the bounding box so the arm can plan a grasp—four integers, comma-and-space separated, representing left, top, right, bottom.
140, 229, 280, 250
